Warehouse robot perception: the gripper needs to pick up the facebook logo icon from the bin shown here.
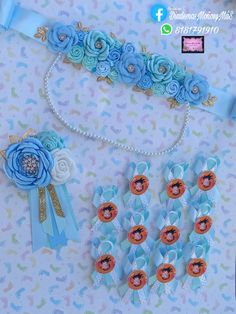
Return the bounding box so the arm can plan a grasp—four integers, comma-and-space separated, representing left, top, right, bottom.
150, 4, 168, 22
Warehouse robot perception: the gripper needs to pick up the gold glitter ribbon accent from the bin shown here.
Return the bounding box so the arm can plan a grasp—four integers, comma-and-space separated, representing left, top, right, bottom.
39, 185, 65, 224
47, 184, 65, 218
8, 128, 36, 144
39, 187, 46, 223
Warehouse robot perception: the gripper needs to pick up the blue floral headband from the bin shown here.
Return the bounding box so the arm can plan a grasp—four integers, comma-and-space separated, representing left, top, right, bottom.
0, 0, 236, 121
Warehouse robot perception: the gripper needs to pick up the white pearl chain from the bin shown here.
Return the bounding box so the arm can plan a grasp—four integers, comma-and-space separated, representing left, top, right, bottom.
44, 53, 191, 157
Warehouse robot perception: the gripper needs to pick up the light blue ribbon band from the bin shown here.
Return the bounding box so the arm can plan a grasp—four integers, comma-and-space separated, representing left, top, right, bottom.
0, 0, 53, 41
197, 86, 236, 120
1, 0, 236, 120
29, 184, 79, 252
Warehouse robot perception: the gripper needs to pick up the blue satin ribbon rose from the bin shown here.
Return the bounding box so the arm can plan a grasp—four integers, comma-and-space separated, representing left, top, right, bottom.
77, 30, 87, 46
137, 73, 153, 90
96, 61, 111, 77
166, 80, 180, 97
116, 52, 146, 84
4, 137, 54, 190
67, 45, 85, 64
122, 42, 135, 53
37, 131, 65, 152
147, 55, 176, 84
107, 48, 122, 66
183, 74, 209, 105
84, 30, 115, 61
47, 23, 79, 53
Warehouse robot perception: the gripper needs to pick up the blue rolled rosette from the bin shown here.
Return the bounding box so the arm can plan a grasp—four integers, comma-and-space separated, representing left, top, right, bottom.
67, 45, 85, 64
4, 137, 53, 190
77, 30, 87, 46
96, 61, 111, 77
83, 30, 115, 61
122, 42, 135, 53
47, 22, 79, 53
147, 54, 176, 84
37, 130, 65, 152
137, 73, 153, 90
107, 48, 122, 65
116, 52, 146, 84
183, 74, 209, 105
175, 86, 187, 104
166, 80, 180, 97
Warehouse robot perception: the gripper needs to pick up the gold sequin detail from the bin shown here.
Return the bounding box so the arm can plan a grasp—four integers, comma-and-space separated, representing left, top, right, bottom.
34, 26, 48, 42
202, 94, 217, 107
39, 187, 46, 223
47, 184, 65, 218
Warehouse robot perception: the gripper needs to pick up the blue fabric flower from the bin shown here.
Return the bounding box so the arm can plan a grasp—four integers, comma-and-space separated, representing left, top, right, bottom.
166, 80, 180, 96
83, 30, 115, 61
122, 42, 135, 53
116, 52, 146, 84
96, 61, 111, 77
151, 82, 166, 95
183, 74, 209, 105
47, 23, 79, 53
77, 30, 87, 46
66, 45, 85, 64
37, 131, 65, 152
108, 68, 119, 82
147, 55, 176, 84
107, 48, 122, 65
137, 73, 153, 90
4, 137, 54, 190
175, 86, 187, 104
82, 55, 98, 71
173, 65, 187, 83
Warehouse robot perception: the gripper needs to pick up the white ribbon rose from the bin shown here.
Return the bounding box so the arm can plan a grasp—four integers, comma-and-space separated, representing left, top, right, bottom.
51, 148, 76, 185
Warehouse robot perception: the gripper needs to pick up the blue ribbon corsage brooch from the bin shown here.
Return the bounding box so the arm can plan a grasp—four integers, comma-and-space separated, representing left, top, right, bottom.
1, 129, 79, 251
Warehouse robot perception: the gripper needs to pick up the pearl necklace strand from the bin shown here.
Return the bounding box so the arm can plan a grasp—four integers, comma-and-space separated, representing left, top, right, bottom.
44, 53, 191, 157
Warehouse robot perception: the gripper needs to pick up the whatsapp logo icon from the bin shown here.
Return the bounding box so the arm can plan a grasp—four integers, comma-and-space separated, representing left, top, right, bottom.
161, 23, 172, 35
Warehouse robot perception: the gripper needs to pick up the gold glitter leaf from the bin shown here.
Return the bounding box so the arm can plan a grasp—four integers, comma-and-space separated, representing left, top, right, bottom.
97, 76, 106, 82
144, 89, 153, 97
72, 64, 82, 70
132, 86, 143, 93
167, 97, 180, 109
202, 94, 217, 107
105, 77, 113, 85
63, 57, 71, 64
34, 26, 48, 42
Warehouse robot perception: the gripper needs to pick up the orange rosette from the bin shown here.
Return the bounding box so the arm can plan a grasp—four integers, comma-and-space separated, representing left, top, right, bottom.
186, 258, 207, 277
166, 179, 186, 199
160, 225, 180, 245
194, 215, 212, 234
156, 263, 176, 283
197, 171, 216, 191
130, 175, 149, 195
127, 270, 147, 290
128, 225, 148, 245
95, 254, 116, 274
97, 202, 118, 223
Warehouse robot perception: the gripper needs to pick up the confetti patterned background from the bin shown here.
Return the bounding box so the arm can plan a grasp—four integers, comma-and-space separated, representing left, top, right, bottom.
0, 0, 236, 313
